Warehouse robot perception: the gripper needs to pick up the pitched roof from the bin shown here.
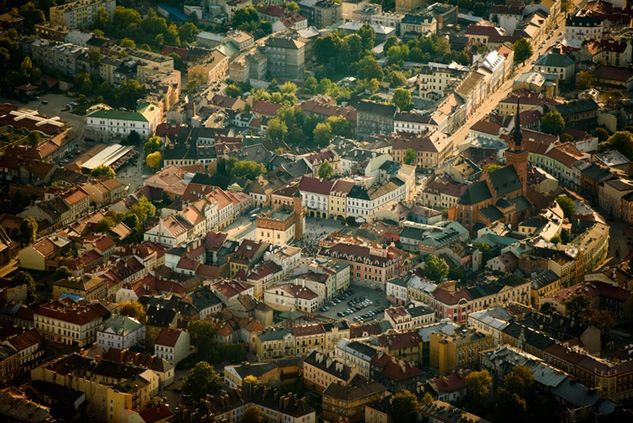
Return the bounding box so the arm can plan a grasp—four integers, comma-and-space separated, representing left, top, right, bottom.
459, 180, 492, 205
299, 176, 335, 195
154, 327, 184, 347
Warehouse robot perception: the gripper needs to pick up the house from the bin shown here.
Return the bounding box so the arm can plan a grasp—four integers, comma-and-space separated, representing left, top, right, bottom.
34, 299, 110, 347
18, 235, 71, 271
533, 52, 576, 83
264, 36, 306, 81
154, 327, 190, 366
356, 100, 396, 138
384, 305, 435, 331
96, 315, 145, 351
420, 400, 490, 423
86, 109, 154, 141
303, 351, 355, 393
322, 374, 387, 423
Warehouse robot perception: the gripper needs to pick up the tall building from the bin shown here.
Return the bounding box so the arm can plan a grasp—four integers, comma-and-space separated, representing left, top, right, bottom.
264, 36, 306, 80
50, 0, 116, 29
505, 99, 529, 194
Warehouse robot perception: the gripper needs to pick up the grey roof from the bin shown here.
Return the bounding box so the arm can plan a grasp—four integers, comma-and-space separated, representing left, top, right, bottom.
530, 270, 559, 289
347, 340, 377, 358
258, 328, 292, 341
407, 305, 434, 318
511, 196, 531, 212
232, 362, 277, 378
479, 205, 503, 221
459, 180, 492, 205
190, 286, 222, 311
489, 165, 521, 197
552, 99, 598, 116
535, 52, 575, 68
357, 100, 397, 117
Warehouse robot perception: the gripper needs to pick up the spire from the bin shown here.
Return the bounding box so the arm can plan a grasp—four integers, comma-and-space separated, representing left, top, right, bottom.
513, 98, 523, 148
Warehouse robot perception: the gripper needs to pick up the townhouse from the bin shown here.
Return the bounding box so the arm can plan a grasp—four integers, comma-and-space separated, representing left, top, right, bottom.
383, 305, 435, 331
303, 351, 355, 393
96, 315, 145, 351
390, 131, 453, 170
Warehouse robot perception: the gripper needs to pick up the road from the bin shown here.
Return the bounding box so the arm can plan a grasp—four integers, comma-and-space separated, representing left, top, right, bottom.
448, 16, 566, 150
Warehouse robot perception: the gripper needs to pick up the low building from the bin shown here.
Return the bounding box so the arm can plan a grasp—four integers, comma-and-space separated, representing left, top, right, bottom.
303, 351, 355, 393
86, 109, 155, 141
96, 315, 145, 351
384, 305, 435, 331
322, 374, 387, 423
154, 327, 190, 366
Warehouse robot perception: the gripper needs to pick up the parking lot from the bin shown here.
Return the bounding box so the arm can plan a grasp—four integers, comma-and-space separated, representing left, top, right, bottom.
318, 284, 388, 324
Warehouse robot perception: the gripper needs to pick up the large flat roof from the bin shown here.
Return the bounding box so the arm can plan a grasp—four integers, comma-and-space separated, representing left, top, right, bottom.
81, 144, 133, 171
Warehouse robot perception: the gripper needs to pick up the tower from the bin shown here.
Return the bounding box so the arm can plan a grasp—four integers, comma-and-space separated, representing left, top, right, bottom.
293, 190, 305, 240
505, 98, 529, 195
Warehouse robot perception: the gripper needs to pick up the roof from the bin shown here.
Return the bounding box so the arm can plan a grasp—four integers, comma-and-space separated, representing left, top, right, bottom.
87, 109, 148, 122
323, 374, 385, 400
459, 180, 492, 205
100, 315, 143, 336
357, 100, 396, 117
154, 327, 184, 347
489, 165, 522, 196
35, 300, 110, 326
299, 176, 335, 195
535, 52, 575, 68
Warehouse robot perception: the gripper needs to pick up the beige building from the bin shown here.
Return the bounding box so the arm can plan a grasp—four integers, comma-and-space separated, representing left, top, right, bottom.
34, 299, 110, 347
50, 0, 115, 29
303, 351, 355, 393
31, 353, 159, 423
429, 329, 493, 374
322, 374, 387, 423
264, 36, 306, 80
390, 131, 453, 170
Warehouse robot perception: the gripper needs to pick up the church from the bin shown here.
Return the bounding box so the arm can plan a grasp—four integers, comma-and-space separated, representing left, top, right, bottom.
449, 100, 533, 232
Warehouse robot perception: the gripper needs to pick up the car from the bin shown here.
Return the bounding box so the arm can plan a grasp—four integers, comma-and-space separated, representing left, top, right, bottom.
337, 312, 344, 317
41, 100, 48, 105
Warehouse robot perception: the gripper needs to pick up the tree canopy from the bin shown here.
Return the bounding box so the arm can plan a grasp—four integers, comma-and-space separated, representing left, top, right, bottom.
513, 38, 532, 64
541, 111, 565, 135
182, 361, 222, 400
119, 301, 146, 323
601, 131, 633, 160
19, 216, 38, 245
423, 254, 449, 282
318, 161, 334, 179
145, 151, 162, 170
556, 195, 574, 219
91, 165, 116, 179
390, 390, 419, 423
404, 148, 417, 165
392, 88, 413, 111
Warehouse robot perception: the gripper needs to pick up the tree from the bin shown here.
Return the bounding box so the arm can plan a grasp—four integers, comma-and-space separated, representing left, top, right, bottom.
318, 161, 334, 179
313, 121, 332, 146
130, 196, 156, 222
178, 22, 199, 44
423, 254, 449, 282
124, 130, 141, 146
466, 370, 492, 413
243, 406, 266, 423
392, 88, 413, 111
144, 136, 162, 155
327, 115, 352, 138
390, 390, 419, 423
390, 70, 408, 88
355, 55, 384, 81
404, 148, 417, 165
513, 38, 532, 64
304, 75, 318, 94
54, 265, 72, 280
594, 127, 609, 142
13, 270, 36, 299
602, 131, 633, 160
503, 365, 534, 398
565, 293, 591, 323
122, 212, 139, 230
120, 37, 136, 48
576, 70, 594, 90
91, 165, 116, 178
358, 24, 376, 51
485, 163, 502, 173
494, 389, 528, 423
225, 83, 242, 98
116, 79, 146, 109
188, 320, 216, 350
182, 361, 222, 400
267, 117, 288, 142
19, 216, 37, 245
556, 195, 574, 219
541, 111, 565, 135
120, 301, 146, 323
146, 151, 162, 170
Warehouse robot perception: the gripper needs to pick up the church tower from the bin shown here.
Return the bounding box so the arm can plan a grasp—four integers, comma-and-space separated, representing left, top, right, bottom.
293, 190, 305, 240
505, 99, 529, 195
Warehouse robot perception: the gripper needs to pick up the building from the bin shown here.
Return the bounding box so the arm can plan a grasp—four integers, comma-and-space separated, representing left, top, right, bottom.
357, 100, 397, 138
154, 327, 190, 366
390, 131, 453, 169
429, 327, 493, 374
34, 299, 110, 347
565, 15, 604, 48
533, 52, 576, 83
86, 109, 153, 141
264, 283, 321, 313
96, 315, 145, 351
400, 13, 436, 36
419, 400, 490, 423
303, 351, 355, 393
384, 305, 435, 331
264, 36, 306, 81
322, 374, 387, 423
299, 0, 342, 28
31, 353, 160, 423
50, 0, 116, 29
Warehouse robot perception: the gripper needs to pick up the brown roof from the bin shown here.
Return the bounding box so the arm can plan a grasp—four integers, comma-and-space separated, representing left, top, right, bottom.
252, 100, 282, 116
154, 327, 184, 347
331, 180, 355, 195
299, 176, 335, 195
34, 299, 110, 325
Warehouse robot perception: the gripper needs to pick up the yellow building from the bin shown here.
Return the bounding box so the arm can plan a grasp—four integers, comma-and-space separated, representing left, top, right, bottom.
322, 374, 387, 423
31, 353, 159, 423
429, 329, 493, 374
328, 180, 354, 221
303, 351, 355, 394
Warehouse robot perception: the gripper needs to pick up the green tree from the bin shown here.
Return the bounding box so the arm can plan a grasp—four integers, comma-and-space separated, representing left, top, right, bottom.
404, 148, 416, 165
392, 88, 413, 111
144, 136, 162, 155
485, 163, 502, 173
576, 70, 594, 90
267, 117, 288, 142
120, 37, 136, 48
122, 212, 139, 230
19, 216, 38, 245
124, 130, 141, 146
304, 75, 318, 94
358, 24, 376, 51
178, 22, 199, 44
313, 121, 332, 146
465, 369, 492, 413
182, 361, 222, 400
594, 127, 609, 142
503, 366, 534, 398
91, 165, 116, 178
390, 70, 408, 88
130, 196, 156, 222
541, 111, 565, 135
116, 79, 146, 109
602, 131, 633, 160
327, 115, 352, 138
355, 55, 384, 81
225, 83, 242, 98
513, 38, 532, 64
494, 389, 528, 423
243, 406, 266, 423
390, 390, 419, 423
13, 270, 36, 299
188, 319, 216, 350
146, 151, 162, 170
556, 195, 574, 219
318, 161, 334, 179
386, 43, 409, 66
565, 293, 591, 323
423, 254, 449, 282
119, 301, 146, 323
26, 131, 41, 147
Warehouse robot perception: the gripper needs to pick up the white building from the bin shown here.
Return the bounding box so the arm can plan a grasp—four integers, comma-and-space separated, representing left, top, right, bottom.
565, 15, 604, 48
34, 300, 110, 347
86, 109, 153, 141
50, 0, 116, 29
96, 315, 145, 351
299, 176, 334, 218
384, 305, 435, 331
154, 327, 191, 366
263, 283, 321, 313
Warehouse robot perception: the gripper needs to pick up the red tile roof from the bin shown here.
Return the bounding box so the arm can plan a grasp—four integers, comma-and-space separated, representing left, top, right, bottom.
34, 300, 110, 325
299, 176, 335, 195
154, 327, 184, 347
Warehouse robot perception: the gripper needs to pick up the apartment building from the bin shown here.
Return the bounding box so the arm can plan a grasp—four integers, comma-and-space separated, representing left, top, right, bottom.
96, 315, 145, 351
390, 131, 453, 169
384, 305, 435, 331
357, 100, 396, 138
264, 36, 306, 80
34, 299, 111, 347
50, 0, 116, 29
303, 351, 355, 393
429, 327, 493, 374
86, 109, 153, 141
299, 0, 342, 28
